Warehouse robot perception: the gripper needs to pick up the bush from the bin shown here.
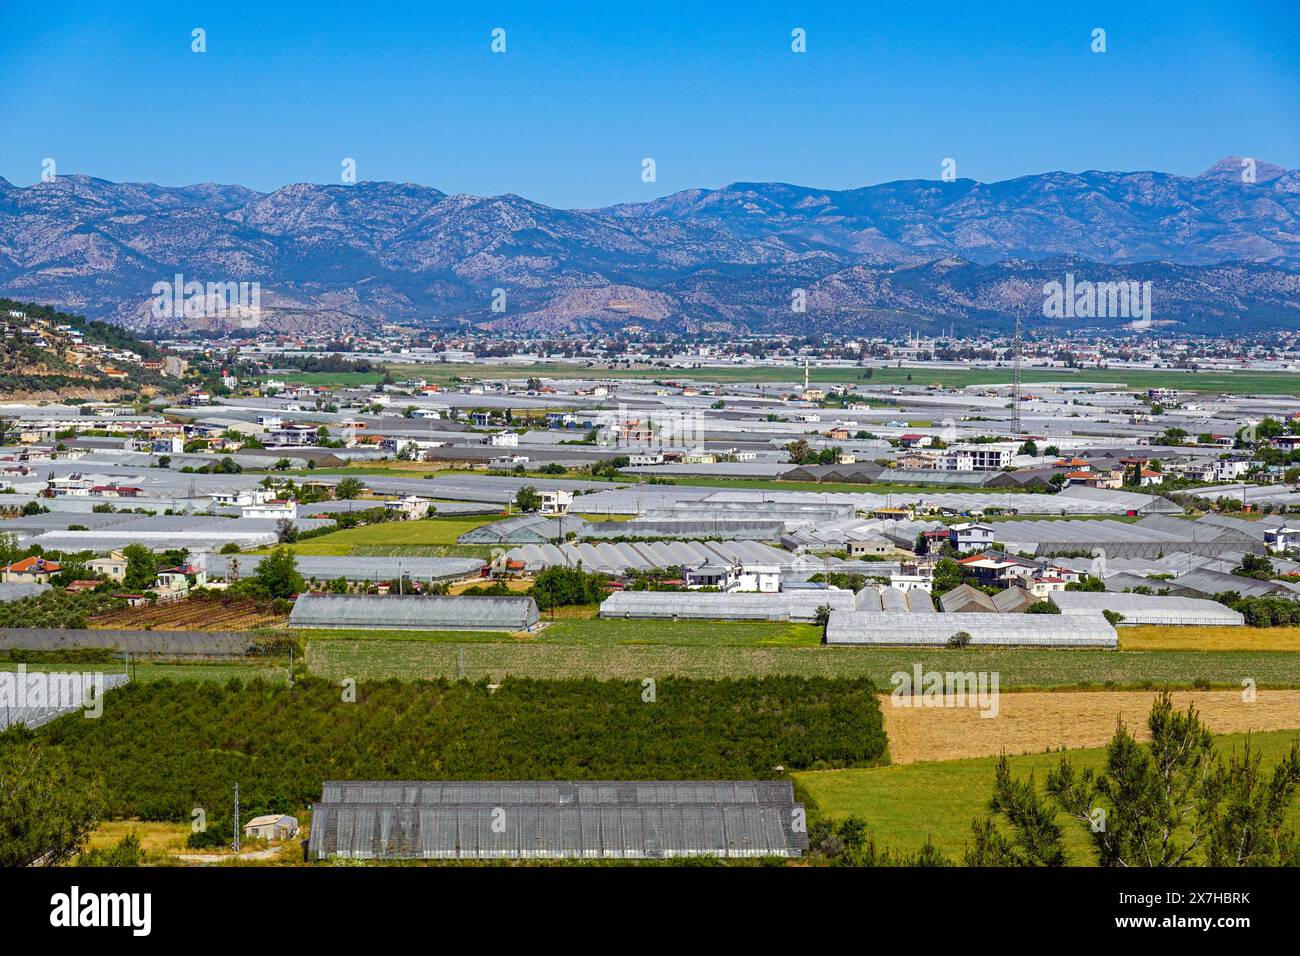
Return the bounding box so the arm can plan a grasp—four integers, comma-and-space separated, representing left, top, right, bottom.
947, 631, 972, 648
529, 566, 610, 610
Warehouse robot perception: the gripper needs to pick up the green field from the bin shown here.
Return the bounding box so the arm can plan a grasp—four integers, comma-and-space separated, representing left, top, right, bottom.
267, 362, 1300, 397
795, 728, 1300, 862
262, 514, 504, 556
304, 638, 1300, 687
300, 618, 819, 647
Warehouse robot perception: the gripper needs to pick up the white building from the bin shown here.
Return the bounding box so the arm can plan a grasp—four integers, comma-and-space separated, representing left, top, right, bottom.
949, 523, 997, 551
939, 443, 1017, 471
242, 500, 298, 520
684, 563, 781, 593
540, 489, 574, 515
243, 814, 300, 842
269, 423, 318, 446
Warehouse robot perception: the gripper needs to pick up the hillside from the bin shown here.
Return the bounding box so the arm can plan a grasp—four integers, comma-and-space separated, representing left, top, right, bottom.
1, 159, 1298, 336
0, 298, 183, 400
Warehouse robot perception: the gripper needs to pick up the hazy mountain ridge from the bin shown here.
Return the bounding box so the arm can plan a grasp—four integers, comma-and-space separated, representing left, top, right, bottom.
0, 158, 1297, 335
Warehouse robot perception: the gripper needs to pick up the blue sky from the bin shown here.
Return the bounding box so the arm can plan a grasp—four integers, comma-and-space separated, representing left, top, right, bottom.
2, 1, 1297, 207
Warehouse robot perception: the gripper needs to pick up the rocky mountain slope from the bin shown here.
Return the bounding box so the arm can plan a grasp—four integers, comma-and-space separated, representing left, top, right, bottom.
1, 158, 1296, 335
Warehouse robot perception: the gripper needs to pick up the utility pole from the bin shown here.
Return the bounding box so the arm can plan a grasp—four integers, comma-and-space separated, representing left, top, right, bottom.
233, 782, 240, 854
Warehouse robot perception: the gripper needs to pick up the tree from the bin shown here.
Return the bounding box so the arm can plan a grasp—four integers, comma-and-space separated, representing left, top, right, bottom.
77, 831, 144, 867
274, 458, 291, 471
1017, 440, 1038, 457
1199, 737, 1300, 866
813, 604, 832, 629
335, 477, 365, 500
1066, 575, 1106, 592
276, 519, 299, 543
0, 741, 104, 866
964, 756, 1065, 866
253, 546, 305, 599
529, 566, 608, 610
121, 543, 157, 590
514, 485, 542, 513
1046, 692, 1215, 866
0, 531, 22, 568
968, 692, 1300, 867
946, 630, 972, 648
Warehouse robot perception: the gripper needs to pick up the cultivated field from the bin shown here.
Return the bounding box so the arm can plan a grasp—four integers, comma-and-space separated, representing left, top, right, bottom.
267, 515, 505, 556
270, 363, 1300, 397
88, 598, 287, 631
881, 688, 1300, 763
300, 618, 819, 646
1121, 625, 1300, 652
795, 727, 1300, 862
304, 639, 1300, 687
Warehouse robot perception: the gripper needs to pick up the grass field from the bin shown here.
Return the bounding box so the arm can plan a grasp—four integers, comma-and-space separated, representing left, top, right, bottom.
304, 639, 1300, 687
298, 618, 819, 647
263, 515, 504, 557
267, 362, 1300, 396
795, 727, 1300, 862
79, 820, 192, 856
1121, 625, 1300, 652
881, 688, 1300, 763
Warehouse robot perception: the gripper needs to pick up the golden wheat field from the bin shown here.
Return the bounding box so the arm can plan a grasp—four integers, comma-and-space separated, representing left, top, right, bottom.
1120, 625, 1300, 652
881, 689, 1300, 764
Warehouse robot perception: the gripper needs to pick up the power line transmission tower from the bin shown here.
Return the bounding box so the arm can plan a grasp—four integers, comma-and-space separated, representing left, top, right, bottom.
1011, 317, 1022, 435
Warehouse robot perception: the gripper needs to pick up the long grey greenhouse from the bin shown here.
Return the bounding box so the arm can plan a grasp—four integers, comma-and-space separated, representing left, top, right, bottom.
824, 610, 1118, 647
1049, 591, 1245, 626
308, 780, 807, 860
288, 594, 541, 631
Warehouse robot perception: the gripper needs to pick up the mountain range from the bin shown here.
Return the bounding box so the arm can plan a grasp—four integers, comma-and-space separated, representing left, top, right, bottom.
1, 157, 1298, 337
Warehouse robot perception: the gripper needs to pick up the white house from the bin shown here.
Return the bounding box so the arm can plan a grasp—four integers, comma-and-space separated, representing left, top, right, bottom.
1264, 525, 1300, 553
268, 423, 318, 446
488, 431, 519, 447
949, 523, 997, 551
540, 489, 574, 515
242, 500, 297, 520
684, 562, 780, 593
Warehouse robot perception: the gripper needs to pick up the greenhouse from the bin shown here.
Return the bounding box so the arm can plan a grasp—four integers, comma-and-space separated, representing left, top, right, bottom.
824, 610, 1118, 647
203, 554, 485, 584
308, 779, 807, 860
599, 589, 854, 623
1050, 591, 1245, 626
288, 594, 541, 631
503, 539, 826, 574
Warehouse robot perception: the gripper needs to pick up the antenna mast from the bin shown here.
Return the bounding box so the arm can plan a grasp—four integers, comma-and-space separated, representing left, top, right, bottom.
1011, 317, 1022, 435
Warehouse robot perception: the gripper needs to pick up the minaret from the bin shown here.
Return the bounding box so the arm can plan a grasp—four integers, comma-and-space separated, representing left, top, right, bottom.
804, 356, 809, 393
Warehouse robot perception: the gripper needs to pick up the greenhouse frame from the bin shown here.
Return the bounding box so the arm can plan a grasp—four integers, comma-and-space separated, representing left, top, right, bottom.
1049, 590, 1246, 626
308, 779, 807, 860
824, 610, 1118, 647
